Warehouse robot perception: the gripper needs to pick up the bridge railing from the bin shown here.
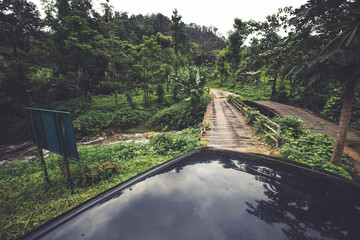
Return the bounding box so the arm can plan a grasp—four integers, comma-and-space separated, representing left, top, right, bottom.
198, 115, 207, 139
228, 95, 281, 148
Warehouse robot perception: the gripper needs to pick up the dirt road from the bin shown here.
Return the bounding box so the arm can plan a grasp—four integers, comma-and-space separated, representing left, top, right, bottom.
254, 101, 359, 138
201, 89, 271, 154
252, 100, 360, 173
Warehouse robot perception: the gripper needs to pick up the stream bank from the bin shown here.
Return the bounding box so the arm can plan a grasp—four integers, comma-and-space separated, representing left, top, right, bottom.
0, 130, 161, 167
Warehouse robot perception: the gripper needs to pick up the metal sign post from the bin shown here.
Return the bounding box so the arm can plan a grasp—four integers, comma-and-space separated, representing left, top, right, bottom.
58, 118, 74, 193
26, 108, 79, 193
38, 148, 50, 185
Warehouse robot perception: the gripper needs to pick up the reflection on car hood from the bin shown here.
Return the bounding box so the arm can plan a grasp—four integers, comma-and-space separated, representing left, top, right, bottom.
21, 148, 360, 240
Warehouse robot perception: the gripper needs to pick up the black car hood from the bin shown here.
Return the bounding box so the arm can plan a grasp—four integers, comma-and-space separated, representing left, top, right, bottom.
21, 148, 360, 240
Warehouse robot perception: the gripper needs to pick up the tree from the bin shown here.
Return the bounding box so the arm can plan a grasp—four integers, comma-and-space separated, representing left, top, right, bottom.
215, 50, 229, 87
0, 0, 43, 143
289, 0, 360, 165
170, 9, 188, 72
225, 18, 247, 88
244, 14, 287, 97
0, 0, 42, 104
133, 36, 163, 107
43, 0, 100, 99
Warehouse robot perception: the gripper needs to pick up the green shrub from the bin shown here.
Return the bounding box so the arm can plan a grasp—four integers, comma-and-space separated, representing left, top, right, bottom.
150, 128, 201, 155
125, 93, 136, 109
147, 96, 207, 131
245, 109, 258, 125
279, 132, 351, 179
73, 110, 113, 134
273, 116, 304, 139
73, 107, 151, 135
321, 88, 343, 121
112, 108, 150, 129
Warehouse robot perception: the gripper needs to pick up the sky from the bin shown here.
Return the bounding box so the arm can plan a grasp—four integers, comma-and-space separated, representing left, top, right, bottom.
30, 0, 308, 36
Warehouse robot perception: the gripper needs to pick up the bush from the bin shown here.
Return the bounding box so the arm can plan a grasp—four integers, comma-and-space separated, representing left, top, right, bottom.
279, 132, 351, 179
147, 95, 207, 131
112, 108, 150, 129
273, 116, 304, 139
74, 110, 113, 134
321, 88, 343, 121
150, 128, 201, 155
245, 109, 258, 125
73, 108, 151, 135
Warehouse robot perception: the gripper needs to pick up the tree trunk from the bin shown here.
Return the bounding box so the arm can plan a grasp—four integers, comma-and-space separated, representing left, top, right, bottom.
143, 84, 149, 107
330, 78, 356, 165
76, 65, 81, 99
232, 68, 236, 89
271, 72, 278, 98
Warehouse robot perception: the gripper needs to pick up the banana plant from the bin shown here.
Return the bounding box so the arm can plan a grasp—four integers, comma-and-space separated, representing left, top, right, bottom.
170, 65, 206, 96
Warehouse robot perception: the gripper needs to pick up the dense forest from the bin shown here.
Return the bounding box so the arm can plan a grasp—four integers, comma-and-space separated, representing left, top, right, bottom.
0, 0, 224, 144
1, 0, 360, 164
1, 0, 360, 239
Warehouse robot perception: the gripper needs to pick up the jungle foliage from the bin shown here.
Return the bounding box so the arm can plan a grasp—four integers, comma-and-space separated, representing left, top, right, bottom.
228, 96, 353, 180
215, 0, 360, 167
0, 0, 224, 144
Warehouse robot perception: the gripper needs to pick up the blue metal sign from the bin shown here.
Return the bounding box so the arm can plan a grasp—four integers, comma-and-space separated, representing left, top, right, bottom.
26, 108, 79, 161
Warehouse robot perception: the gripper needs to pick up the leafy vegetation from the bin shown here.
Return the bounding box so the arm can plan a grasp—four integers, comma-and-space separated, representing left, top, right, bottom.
211, 0, 360, 166
280, 132, 352, 179
2, 0, 360, 238
228, 96, 353, 179
147, 96, 207, 131
0, 128, 201, 240
0, 0, 224, 145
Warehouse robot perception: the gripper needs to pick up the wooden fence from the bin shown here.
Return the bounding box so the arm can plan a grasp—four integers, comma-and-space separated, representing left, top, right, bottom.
228, 95, 281, 148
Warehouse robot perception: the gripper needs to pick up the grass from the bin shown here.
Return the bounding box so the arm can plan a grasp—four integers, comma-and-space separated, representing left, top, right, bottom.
0, 129, 202, 240
229, 84, 272, 100
206, 79, 272, 101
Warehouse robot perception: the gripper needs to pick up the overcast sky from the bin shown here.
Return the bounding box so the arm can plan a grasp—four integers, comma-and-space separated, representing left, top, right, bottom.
31, 0, 308, 36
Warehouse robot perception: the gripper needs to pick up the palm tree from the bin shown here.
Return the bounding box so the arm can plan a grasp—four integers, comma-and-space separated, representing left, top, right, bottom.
291, 0, 360, 165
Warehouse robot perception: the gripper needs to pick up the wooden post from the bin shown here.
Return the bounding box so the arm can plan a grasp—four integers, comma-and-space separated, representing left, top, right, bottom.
38, 148, 50, 185
276, 126, 281, 149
